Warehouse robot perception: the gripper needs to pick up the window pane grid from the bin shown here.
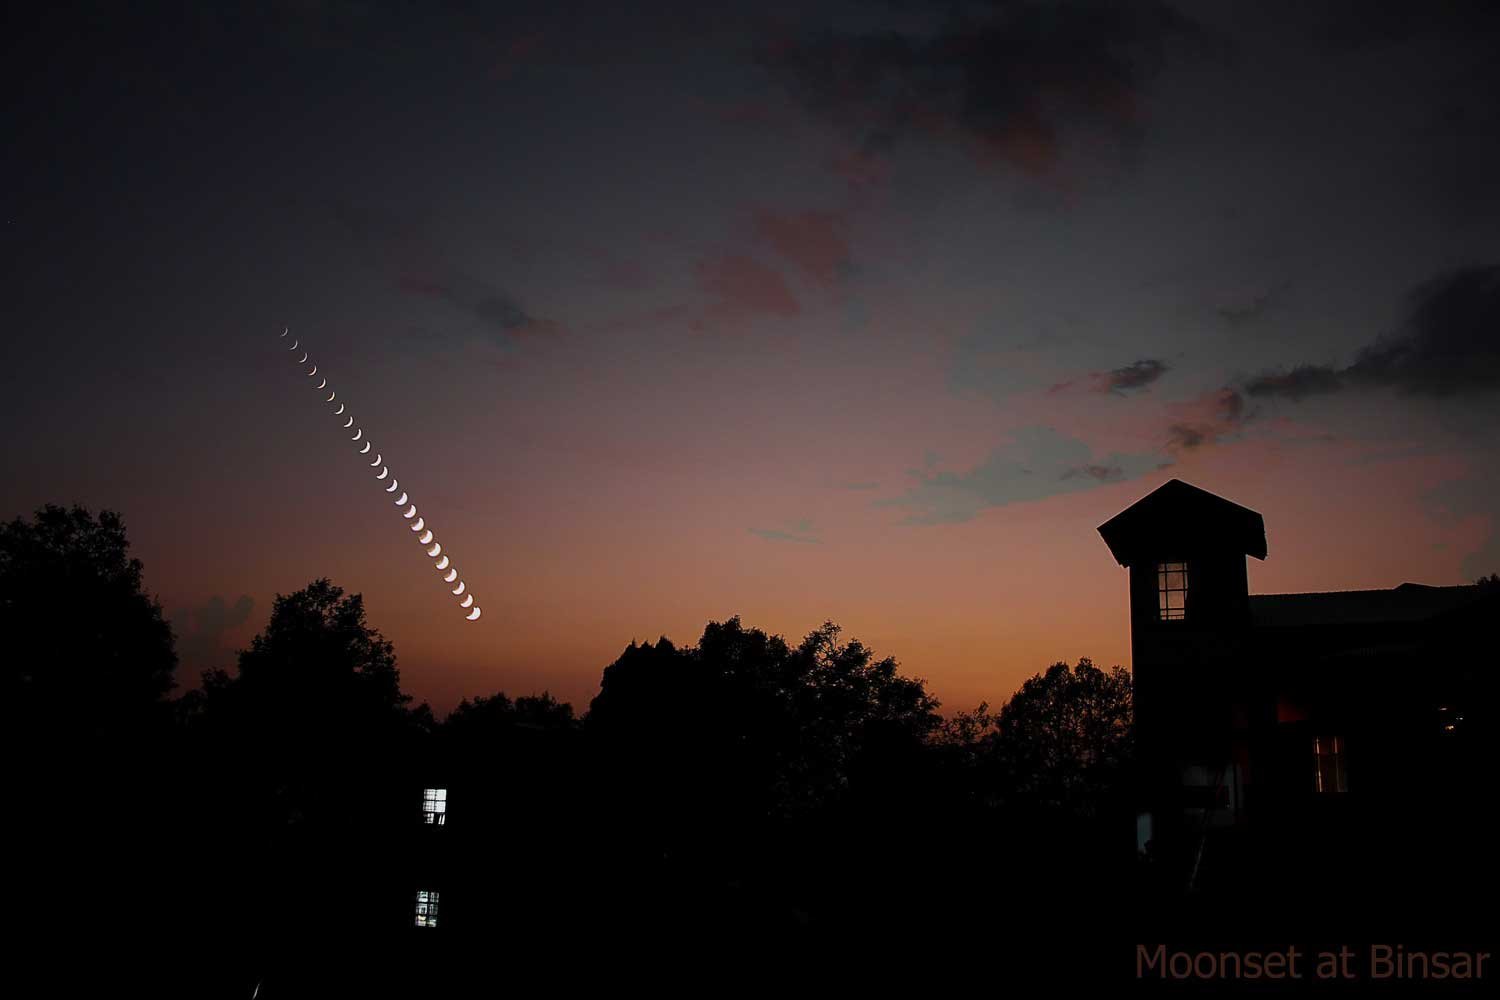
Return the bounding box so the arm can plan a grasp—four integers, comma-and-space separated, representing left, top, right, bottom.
1157, 561, 1188, 621
415, 889, 440, 928
422, 787, 448, 825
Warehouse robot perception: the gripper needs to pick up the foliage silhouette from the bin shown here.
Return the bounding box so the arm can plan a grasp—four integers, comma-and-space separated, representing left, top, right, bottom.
3, 500, 1154, 992
2, 506, 180, 991
990, 657, 1135, 815
1, 503, 176, 739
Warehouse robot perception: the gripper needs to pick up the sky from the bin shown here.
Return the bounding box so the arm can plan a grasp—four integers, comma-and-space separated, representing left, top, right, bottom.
5, 0, 1499, 716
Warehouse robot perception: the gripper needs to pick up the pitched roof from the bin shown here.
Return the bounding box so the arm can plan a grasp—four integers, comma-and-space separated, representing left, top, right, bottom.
1249, 583, 1484, 628
1097, 479, 1267, 567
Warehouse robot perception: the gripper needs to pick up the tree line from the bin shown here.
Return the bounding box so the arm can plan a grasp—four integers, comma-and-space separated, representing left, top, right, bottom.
4, 503, 1136, 992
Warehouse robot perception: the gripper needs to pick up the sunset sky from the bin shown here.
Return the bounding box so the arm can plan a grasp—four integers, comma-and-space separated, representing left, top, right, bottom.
5, 1, 1498, 715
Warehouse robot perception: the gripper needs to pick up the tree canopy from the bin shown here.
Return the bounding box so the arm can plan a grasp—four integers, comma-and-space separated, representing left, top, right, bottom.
588, 617, 942, 820
990, 657, 1134, 814
0, 504, 176, 740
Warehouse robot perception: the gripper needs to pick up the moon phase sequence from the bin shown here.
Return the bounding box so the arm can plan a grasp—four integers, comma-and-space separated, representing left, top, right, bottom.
280, 327, 481, 622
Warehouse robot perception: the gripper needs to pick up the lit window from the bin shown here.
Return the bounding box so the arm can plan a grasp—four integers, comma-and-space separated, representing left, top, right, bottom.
422, 787, 447, 825
1157, 561, 1188, 621
1313, 736, 1347, 793
415, 889, 440, 928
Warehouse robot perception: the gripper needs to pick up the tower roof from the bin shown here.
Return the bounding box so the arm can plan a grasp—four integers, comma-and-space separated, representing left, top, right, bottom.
1097, 479, 1267, 567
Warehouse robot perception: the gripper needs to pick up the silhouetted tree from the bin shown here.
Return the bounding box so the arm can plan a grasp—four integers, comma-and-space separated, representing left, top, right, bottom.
588, 618, 942, 825
447, 690, 576, 735
1, 504, 176, 740
188, 578, 429, 827
990, 657, 1133, 815
2, 505, 180, 974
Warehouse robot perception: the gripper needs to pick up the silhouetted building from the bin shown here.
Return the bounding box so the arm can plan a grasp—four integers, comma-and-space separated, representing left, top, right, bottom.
1100, 480, 1494, 900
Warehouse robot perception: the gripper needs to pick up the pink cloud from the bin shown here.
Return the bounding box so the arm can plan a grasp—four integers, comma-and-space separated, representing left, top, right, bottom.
694, 253, 800, 325
1163, 388, 1246, 454
752, 209, 850, 288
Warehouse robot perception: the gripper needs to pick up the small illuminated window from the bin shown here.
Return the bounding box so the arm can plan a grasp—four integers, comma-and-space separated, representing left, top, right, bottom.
422, 787, 447, 825
1313, 736, 1347, 794
415, 889, 440, 928
1157, 561, 1188, 621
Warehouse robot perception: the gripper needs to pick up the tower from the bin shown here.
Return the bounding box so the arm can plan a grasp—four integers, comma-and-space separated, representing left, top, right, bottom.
1098, 480, 1267, 866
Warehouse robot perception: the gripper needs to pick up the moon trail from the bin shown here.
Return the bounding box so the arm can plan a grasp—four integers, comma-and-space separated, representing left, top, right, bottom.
279, 327, 482, 622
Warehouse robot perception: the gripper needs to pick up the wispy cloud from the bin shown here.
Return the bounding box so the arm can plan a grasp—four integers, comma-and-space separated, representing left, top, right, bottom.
878, 426, 1163, 524
753, 208, 852, 288
694, 252, 800, 327
1164, 387, 1246, 453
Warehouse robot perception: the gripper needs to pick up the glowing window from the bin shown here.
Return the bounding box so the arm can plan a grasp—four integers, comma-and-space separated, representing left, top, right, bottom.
422, 787, 447, 825
1157, 561, 1188, 621
1313, 736, 1347, 794
415, 889, 440, 928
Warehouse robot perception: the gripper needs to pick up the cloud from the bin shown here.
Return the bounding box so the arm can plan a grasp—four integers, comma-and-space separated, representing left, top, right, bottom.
878, 425, 1163, 524
1217, 286, 1281, 329
694, 252, 800, 325
1048, 357, 1169, 396
1348, 266, 1500, 396
1243, 265, 1500, 400
473, 292, 559, 337
759, 0, 1207, 179
175, 594, 255, 670
1243, 364, 1344, 400
334, 199, 560, 348
1096, 358, 1169, 393
399, 272, 561, 343
753, 208, 852, 287
1060, 463, 1127, 482
1164, 387, 1245, 453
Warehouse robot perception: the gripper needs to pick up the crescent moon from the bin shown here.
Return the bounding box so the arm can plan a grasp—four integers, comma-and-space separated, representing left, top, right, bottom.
327, 392, 336, 402
444, 570, 458, 583
419, 530, 434, 544
334, 404, 344, 414
344, 417, 354, 428
298, 352, 308, 363
410, 518, 424, 531
352, 429, 362, 441
288, 339, 299, 350
280, 328, 289, 338
317, 379, 328, 390
452, 581, 465, 595
404, 505, 417, 518
394, 492, 408, 505
466, 607, 482, 621
376, 467, 389, 479
427, 543, 442, 557
359, 442, 370, 453
435, 555, 450, 570
307, 366, 317, 376
369, 454, 382, 466
460, 595, 473, 608
385, 480, 398, 492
